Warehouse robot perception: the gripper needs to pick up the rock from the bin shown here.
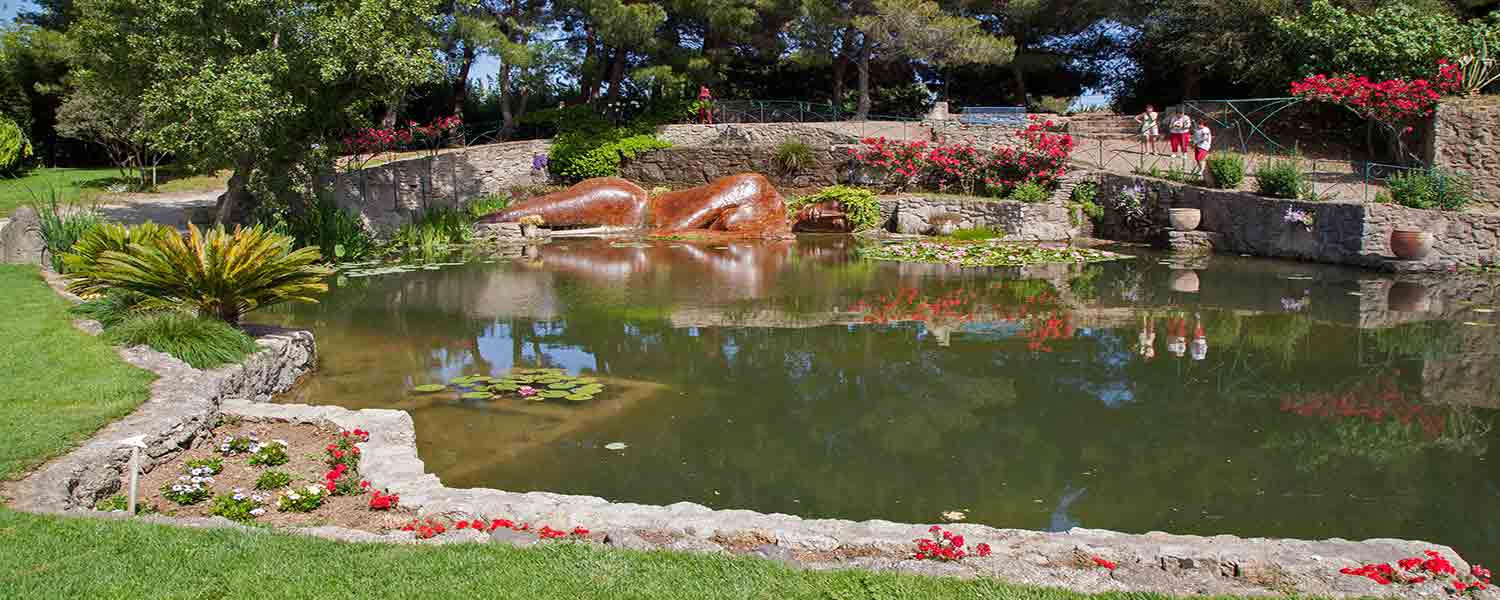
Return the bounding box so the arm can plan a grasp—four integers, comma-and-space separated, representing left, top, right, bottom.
0, 205, 46, 266
489, 528, 540, 548
664, 537, 728, 555
747, 544, 798, 564
604, 530, 660, 551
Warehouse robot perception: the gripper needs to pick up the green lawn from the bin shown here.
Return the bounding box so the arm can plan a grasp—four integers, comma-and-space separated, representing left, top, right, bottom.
0, 265, 154, 479
0, 265, 1254, 599
0, 167, 120, 217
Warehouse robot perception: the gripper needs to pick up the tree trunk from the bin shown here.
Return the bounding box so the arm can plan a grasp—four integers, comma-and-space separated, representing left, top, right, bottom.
450, 44, 477, 118
606, 46, 628, 102
500, 63, 515, 138
832, 25, 855, 113
215, 159, 258, 226
855, 34, 871, 121
1010, 59, 1027, 108
581, 27, 599, 102
380, 89, 404, 130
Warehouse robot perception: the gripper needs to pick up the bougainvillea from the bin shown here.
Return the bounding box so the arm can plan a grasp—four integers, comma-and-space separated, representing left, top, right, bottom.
849, 116, 1074, 197
1290, 60, 1462, 160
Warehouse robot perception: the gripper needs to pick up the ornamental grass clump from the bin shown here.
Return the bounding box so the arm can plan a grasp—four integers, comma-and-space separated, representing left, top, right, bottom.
101, 312, 259, 369
65, 223, 332, 324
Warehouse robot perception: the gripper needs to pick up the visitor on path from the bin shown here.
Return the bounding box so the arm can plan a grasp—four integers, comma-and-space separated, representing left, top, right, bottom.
1135, 104, 1160, 155
1168, 111, 1192, 159
698, 85, 714, 124
1137, 316, 1157, 361
1166, 317, 1187, 358
1190, 319, 1208, 361
1192, 119, 1213, 174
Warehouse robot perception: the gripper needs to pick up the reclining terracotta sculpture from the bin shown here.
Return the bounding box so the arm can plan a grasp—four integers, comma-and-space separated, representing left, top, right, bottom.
478, 174, 791, 237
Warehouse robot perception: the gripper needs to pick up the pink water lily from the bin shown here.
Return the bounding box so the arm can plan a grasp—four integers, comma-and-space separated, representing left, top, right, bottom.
517, 386, 538, 397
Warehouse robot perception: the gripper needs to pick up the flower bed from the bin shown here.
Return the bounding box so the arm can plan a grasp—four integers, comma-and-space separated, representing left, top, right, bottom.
859, 240, 1128, 268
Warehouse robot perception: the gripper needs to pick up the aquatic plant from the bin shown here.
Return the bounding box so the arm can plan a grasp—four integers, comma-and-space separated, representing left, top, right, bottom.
419, 368, 607, 403
858, 240, 1127, 268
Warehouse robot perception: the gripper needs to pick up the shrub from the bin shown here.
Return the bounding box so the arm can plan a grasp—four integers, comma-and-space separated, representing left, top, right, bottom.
32, 192, 103, 272
1254, 157, 1312, 199
61, 222, 175, 287
211, 491, 269, 522
774, 139, 814, 173
1028, 95, 1074, 115
787, 185, 882, 231
102, 312, 259, 369
465, 194, 508, 219
247, 440, 290, 466
1069, 181, 1103, 221
1386, 169, 1473, 211
1206, 152, 1247, 189
0, 113, 33, 175
1008, 180, 1050, 203
66, 224, 331, 324
549, 130, 671, 180
255, 470, 293, 490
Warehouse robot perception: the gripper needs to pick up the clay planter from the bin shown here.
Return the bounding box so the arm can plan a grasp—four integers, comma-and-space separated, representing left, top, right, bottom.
1169, 270, 1201, 293
1168, 208, 1201, 231
1390, 229, 1433, 260
1387, 281, 1432, 313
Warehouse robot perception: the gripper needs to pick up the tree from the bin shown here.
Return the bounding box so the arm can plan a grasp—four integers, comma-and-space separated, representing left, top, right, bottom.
71, 0, 445, 224
945, 0, 1107, 107
854, 0, 1013, 117
0, 25, 73, 163
1275, 0, 1497, 81
55, 80, 165, 189
789, 0, 861, 108
554, 0, 666, 103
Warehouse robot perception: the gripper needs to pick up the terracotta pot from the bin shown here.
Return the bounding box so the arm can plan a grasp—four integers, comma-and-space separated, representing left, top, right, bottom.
1390, 229, 1433, 260
1170, 270, 1200, 293
1387, 281, 1432, 313
1168, 208, 1201, 231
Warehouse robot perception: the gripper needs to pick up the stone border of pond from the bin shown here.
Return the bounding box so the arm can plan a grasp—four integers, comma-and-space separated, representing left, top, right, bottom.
5, 271, 1479, 599
1093, 173, 1500, 273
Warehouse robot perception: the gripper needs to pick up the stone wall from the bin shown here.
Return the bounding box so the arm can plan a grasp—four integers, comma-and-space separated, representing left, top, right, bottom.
1094, 173, 1500, 271
326, 139, 552, 234
1425, 97, 1500, 212
619, 146, 844, 189
880, 195, 1081, 241
928, 119, 1026, 148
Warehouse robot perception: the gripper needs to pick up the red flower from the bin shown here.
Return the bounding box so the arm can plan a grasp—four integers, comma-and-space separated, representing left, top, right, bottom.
976, 543, 992, 557
1093, 556, 1117, 571
456, 521, 470, 530
572, 526, 590, 536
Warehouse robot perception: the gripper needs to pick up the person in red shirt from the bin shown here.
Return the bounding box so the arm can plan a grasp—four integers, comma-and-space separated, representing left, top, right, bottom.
698, 85, 713, 124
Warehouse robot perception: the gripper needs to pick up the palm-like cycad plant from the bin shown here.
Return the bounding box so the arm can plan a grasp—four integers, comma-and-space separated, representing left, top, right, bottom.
62, 221, 175, 289
69, 223, 332, 324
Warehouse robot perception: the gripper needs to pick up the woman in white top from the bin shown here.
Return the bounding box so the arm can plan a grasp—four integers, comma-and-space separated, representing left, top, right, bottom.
1191, 119, 1213, 174
1135, 104, 1160, 155
1168, 112, 1192, 159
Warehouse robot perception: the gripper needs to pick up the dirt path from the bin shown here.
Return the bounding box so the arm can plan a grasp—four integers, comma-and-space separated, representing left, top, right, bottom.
95, 189, 221, 228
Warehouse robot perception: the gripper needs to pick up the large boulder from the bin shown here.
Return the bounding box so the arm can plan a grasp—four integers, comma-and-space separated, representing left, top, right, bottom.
0, 205, 46, 267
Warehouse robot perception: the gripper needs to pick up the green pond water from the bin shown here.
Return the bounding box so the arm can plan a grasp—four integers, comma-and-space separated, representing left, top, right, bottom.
258, 238, 1500, 563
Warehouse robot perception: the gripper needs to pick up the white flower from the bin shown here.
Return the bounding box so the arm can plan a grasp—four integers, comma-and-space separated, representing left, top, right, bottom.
273, 440, 288, 447
287, 492, 301, 501
233, 493, 246, 501
178, 475, 190, 482
250, 508, 266, 516
305, 484, 323, 496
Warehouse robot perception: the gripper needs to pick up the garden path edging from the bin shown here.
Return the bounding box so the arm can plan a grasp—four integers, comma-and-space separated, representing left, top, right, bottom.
220, 398, 1473, 599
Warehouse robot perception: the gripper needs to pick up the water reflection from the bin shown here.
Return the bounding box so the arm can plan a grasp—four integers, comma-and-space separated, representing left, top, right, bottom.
260, 238, 1500, 563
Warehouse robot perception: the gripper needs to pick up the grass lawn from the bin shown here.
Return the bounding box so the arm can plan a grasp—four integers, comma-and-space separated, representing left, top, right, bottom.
0, 265, 154, 480
0, 167, 229, 217
0, 167, 119, 217
0, 265, 1252, 599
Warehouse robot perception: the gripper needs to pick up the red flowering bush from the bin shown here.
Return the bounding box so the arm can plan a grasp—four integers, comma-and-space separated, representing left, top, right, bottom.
339, 117, 464, 170
913, 526, 991, 561
322, 463, 362, 496
849, 116, 1074, 197
1280, 375, 1445, 438
1291, 60, 1462, 160
368, 488, 399, 511
326, 429, 366, 469
1340, 550, 1489, 595
1092, 556, 1118, 571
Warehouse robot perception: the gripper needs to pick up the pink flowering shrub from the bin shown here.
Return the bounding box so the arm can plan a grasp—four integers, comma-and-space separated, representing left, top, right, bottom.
1290, 60, 1462, 160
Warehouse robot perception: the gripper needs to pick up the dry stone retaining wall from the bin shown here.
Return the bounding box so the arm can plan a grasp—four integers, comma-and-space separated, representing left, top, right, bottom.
326, 139, 552, 234
880, 195, 1082, 241
619, 146, 843, 189
1425, 97, 1500, 212
1094, 173, 1500, 272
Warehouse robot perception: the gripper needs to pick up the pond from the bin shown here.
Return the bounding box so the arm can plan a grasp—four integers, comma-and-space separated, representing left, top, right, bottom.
258, 238, 1500, 564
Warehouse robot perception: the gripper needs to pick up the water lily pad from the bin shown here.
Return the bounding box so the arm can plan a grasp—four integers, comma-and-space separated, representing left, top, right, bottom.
461, 391, 494, 400
577, 384, 604, 393
565, 393, 595, 402
411, 384, 449, 393
539, 390, 569, 399
573, 377, 598, 384
604, 442, 628, 450
508, 375, 535, 384
491, 383, 519, 392
548, 381, 580, 390
535, 377, 563, 385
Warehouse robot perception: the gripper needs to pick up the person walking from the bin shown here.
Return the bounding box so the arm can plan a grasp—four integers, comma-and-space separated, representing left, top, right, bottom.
1135, 104, 1161, 155
1168, 111, 1192, 161
1192, 118, 1213, 174
698, 85, 714, 124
